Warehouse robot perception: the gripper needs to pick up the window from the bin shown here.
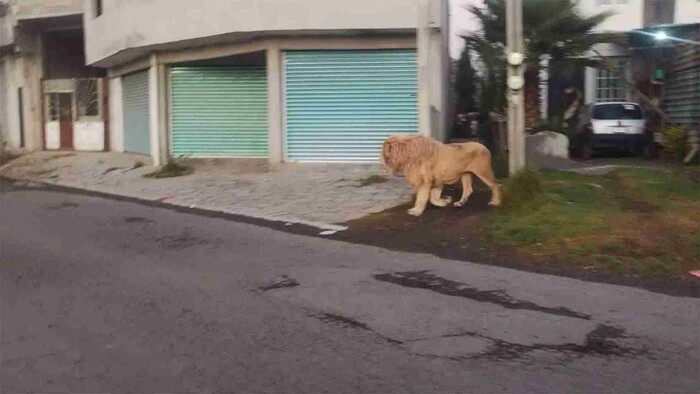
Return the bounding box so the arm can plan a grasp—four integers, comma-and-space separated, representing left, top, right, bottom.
46, 94, 61, 121
595, 59, 628, 102
76, 79, 101, 119
644, 0, 675, 26
94, 0, 103, 18
592, 103, 643, 120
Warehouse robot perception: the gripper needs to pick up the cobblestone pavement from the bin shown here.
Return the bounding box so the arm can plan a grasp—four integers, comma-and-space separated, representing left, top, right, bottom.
0, 152, 412, 229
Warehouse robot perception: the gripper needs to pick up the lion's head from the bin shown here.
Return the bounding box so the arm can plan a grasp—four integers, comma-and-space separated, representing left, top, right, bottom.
380, 134, 439, 174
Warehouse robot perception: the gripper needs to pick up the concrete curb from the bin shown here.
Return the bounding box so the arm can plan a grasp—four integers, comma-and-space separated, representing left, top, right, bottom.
1, 176, 348, 234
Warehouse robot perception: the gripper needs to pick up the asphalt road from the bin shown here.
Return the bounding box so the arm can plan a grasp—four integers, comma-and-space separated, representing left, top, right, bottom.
2, 179, 699, 393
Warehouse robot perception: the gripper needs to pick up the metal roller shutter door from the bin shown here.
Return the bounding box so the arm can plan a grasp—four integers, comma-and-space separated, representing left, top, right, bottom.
122, 71, 151, 155
170, 67, 268, 157
284, 50, 418, 162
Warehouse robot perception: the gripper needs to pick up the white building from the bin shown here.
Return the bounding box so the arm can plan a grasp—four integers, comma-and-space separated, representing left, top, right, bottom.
579, 0, 700, 105
0, 0, 108, 152
82, 0, 451, 165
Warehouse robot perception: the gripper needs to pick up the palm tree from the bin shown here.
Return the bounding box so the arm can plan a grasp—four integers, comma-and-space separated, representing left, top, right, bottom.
464, 0, 613, 128
454, 46, 477, 114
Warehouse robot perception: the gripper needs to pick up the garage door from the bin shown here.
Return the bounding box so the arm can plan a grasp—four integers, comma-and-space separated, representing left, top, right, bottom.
170, 67, 267, 157
122, 71, 151, 155
284, 50, 418, 162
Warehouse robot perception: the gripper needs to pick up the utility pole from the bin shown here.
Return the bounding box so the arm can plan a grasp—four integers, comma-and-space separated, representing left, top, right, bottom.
506, 0, 526, 174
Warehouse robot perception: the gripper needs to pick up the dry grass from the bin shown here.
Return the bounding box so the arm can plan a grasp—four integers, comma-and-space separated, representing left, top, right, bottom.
357, 174, 388, 187
144, 157, 193, 179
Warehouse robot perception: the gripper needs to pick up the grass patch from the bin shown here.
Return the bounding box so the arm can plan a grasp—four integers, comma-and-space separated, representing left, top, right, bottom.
485, 170, 615, 245
143, 157, 193, 179
501, 168, 543, 207
480, 167, 699, 279
357, 174, 388, 187
616, 168, 700, 208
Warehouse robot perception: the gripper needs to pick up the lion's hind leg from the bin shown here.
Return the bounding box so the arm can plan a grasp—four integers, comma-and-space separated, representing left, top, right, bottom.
472, 166, 501, 206
453, 173, 473, 207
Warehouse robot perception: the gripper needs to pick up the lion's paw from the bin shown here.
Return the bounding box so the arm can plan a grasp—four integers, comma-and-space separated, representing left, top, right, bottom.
431, 197, 452, 207
407, 208, 424, 217
454, 201, 465, 207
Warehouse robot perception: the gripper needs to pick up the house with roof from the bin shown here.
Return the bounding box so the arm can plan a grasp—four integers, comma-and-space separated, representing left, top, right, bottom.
547, 0, 699, 134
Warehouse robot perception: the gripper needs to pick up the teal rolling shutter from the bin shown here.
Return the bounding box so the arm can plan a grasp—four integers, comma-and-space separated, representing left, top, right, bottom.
284, 50, 418, 162
170, 67, 268, 157
122, 71, 151, 156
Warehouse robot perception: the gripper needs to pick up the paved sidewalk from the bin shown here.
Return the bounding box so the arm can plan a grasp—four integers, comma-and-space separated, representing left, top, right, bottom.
0, 152, 412, 230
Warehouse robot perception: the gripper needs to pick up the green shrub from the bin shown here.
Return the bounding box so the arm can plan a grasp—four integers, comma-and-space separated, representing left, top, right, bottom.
502, 168, 544, 207
661, 125, 688, 162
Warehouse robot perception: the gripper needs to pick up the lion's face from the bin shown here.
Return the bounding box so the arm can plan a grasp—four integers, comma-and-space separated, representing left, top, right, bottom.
380, 137, 403, 175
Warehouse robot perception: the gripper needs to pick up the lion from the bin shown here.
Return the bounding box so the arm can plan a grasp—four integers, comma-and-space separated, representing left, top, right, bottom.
380, 134, 501, 217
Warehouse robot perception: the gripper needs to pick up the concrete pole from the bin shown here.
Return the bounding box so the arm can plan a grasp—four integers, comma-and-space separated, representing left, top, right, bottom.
266, 44, 283, 165
506, 0, 526, 174
148, 53, 162, 166
416, 0, 431, 137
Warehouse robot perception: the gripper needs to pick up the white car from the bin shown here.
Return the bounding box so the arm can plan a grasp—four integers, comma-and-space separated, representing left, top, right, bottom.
574, 102, 648, 159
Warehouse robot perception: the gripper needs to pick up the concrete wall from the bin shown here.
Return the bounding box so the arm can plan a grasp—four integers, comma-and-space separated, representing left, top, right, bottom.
581, 0, 700, 30
74, 121, 104, 150
580, 0, 645, 32
1, 55, 23, 148
0, 54, 6, 141
0, 3, 13, 47
20, 32, 43, 150
83, 0, 427, 66
675, 0, 700, 24
107, 75, 122, 152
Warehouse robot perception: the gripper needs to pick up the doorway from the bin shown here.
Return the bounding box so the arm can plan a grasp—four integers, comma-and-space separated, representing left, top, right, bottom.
58, 93, 73, 149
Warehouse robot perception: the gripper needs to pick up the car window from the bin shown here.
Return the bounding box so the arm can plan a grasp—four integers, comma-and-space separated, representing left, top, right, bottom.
592, 104, 643, 120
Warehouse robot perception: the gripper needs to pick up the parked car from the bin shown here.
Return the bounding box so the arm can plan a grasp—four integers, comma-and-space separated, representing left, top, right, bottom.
572, 102, 648, 159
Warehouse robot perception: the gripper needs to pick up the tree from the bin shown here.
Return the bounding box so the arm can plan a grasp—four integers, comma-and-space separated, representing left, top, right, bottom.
454, 45, 477, 114
463, 0, 612, 128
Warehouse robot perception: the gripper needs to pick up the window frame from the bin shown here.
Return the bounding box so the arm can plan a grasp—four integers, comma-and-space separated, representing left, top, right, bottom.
75, 78, 103, 121
595, 59, 628, 102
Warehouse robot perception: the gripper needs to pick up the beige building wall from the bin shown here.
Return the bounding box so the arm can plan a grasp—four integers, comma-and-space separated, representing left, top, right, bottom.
675, 0, 700, 24
580, 0, 645, 32
84, 0, 425, 66
93, 0, 450, 164
1, 39, 43, 149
